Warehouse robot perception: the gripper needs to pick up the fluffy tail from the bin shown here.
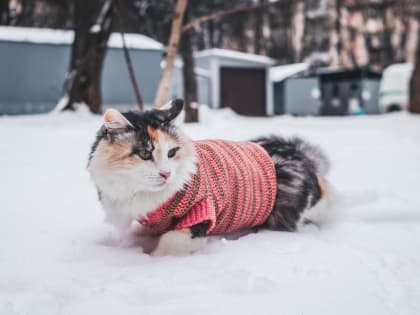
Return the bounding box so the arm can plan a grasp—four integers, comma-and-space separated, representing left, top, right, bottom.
290, 137, 330, 177
254, 136, 330, 177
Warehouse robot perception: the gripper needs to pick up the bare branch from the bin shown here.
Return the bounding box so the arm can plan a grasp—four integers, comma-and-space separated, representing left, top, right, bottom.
182, 1, 282, 33
114, 0, 144, 111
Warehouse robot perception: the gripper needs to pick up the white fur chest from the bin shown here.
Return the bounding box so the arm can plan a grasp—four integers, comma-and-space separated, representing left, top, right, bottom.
89, 149, 197, 231
99, 187, 178, 231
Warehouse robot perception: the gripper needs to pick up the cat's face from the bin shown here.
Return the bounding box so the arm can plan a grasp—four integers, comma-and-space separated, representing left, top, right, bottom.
88, 100, 196, 196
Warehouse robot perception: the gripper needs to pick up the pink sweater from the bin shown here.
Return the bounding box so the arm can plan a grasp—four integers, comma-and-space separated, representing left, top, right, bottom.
138, 140, 277, 235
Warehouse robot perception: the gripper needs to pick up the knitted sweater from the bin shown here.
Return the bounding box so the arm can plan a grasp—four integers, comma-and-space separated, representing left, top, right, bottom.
138, 140, 277, 235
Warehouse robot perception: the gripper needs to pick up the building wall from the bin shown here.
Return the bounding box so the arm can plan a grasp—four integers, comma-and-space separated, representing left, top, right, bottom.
169, 67, 211, 107
0, 42, 69, 114
285, 77, 320, 115
362, 79, 380, 114
0, 41, 162, 115
102, 48, 162, 108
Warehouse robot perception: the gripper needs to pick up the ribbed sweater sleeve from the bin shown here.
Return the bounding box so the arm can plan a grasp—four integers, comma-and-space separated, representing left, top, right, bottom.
174, 197, 216, 232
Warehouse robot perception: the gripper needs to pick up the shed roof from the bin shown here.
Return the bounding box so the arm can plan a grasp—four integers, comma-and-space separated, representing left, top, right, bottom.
195, 48, 275, 66
0, 26, 163, 50
269, 63, 309, 82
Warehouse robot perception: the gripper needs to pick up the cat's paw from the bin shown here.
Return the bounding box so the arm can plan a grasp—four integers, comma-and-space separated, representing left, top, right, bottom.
151, 229, 207, 256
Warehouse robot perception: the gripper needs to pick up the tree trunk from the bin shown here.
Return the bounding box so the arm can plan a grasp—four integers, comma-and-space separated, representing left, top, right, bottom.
50, 0, 70, 29
332, 0, 342, 66
0, 0, 9, 25
15, 0, 35, 26
260, 0, 271, 56
62, 0, 113, 114
254, 2, 263, 54
382, 4, 394, 67
410, 38, 420, 113
180, 28, 199, 123
292, 0, 304, 62
154, 0, 188, 108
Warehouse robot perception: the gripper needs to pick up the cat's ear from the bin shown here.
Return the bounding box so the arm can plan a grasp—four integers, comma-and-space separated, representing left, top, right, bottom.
104, 108, 132, 131
154, 99, 184, 123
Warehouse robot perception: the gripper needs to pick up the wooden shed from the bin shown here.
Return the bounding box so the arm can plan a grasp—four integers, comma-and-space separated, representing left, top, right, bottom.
194, 49, 275, 116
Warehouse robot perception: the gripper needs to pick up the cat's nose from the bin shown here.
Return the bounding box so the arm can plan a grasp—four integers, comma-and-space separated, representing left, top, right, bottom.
159, 171, 171, 180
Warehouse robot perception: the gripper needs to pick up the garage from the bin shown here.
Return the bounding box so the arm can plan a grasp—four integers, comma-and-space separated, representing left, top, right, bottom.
220, 67, 266, 116
194, 49, 275, 116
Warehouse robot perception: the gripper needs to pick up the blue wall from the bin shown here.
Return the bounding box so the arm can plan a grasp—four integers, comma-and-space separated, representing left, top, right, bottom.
0, 41, 162, 115
102, 48, 162, 107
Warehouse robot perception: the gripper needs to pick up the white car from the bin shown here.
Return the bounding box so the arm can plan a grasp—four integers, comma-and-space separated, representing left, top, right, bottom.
379, 63, 413, 112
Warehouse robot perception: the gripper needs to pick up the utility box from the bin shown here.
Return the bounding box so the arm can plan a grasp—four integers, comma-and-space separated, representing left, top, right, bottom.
318, 67, 381, 115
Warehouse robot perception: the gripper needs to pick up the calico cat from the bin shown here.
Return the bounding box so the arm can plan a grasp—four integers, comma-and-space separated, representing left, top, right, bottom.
88, 99, 331, 256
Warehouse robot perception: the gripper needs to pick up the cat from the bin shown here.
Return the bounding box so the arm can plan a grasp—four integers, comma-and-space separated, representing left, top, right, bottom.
88, 99, 331, 256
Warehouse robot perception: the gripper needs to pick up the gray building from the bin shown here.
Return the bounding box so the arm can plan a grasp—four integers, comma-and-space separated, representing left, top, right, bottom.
317, 67, 381, 115
270, 63, 322, 115
194, 49, 275, 116
169, 59, 211, 107
271, 64, 381, 116
0, 26, 164, 115
169, 49, 276, 116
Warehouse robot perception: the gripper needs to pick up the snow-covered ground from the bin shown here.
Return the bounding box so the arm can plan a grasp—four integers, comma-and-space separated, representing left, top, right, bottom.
1, 108, 420, 315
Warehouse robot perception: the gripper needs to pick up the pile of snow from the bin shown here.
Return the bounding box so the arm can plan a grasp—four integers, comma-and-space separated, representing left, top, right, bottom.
0, 108, 420, 315
0, 26, 163, 50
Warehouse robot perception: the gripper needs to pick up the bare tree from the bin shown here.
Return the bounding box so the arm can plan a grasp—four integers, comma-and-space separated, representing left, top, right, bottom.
14, 0, 35, 26
174, 0, 282, 122
410, 39, 420, 113
0, 0, 9, 25
180, 26, 198, 122
154, 0, 188, 107
61, 0, 114, 114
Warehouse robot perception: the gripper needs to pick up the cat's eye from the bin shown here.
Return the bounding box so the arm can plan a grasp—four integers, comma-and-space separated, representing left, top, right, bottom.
137, 149, 152, 160
168, 147, 180, 158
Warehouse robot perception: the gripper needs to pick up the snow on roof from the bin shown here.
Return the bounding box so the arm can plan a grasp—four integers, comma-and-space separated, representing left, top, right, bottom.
195, 48, 275, 65
108, 33, 163, 50
269, 63, 309, 82
0, 26, 73, 45
0, 26, 163, 50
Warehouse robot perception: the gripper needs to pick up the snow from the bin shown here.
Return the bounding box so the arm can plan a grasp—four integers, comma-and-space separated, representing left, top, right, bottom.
107, 33, 163, 51
164, 58, 211, 77
89, 24, 101, 34
0, 26, 163, 50
269, 63, 309, 82
195, 48, 276, 66
1, 108, 420, 315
